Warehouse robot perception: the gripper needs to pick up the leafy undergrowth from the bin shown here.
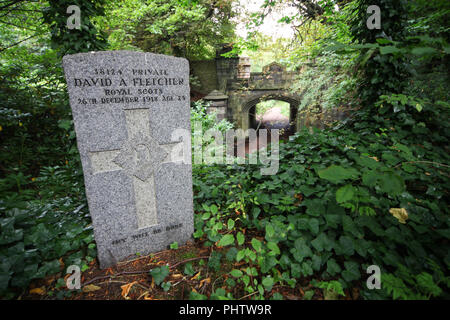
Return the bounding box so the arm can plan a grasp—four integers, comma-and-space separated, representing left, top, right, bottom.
3, 99, 449, 300
22, 241, 354, 300
190, 100, 450, 300
0, 163, 97, 299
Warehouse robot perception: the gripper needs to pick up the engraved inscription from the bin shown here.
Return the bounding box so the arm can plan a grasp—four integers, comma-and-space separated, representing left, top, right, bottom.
70, 68, 186, 105
110, 223, 184, 246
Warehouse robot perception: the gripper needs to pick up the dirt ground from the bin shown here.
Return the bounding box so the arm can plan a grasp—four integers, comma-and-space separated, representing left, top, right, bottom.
21, 237, 360, 300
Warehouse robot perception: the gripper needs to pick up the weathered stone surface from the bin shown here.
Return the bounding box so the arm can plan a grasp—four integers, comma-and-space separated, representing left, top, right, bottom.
63, 51, 193, 268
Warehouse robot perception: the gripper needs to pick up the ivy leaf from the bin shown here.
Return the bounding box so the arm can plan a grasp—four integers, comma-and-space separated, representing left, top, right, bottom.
236, 250, 246, 262
251, 238, 262, 252
57, 119, 72, 131
291, 263, 301, 278
342, 215, 363, 238
318, 165, 359, 183
201, 211, 211, 220
356, 155, 380, 169
307, 218, 320, 235
336, 184, 355, 203
304, 199, 326, 216
236, 232, 245, 246
247, 249, 257, 261
189, 291, 207, 300
217, 234, 235, 247
416, 272, 442, 297
265, 223, 275, 239
342, 261, 361, 282
311, 233, 333, 252
230, 269, 243, 277
325, 215, 341, 229
337, 236, 354, 256
210, 204, 218, 215
379, 173, 405, 196
312, 255, 322, 271
161, 281, 171, 292
184, 263, 195, 276
362, 170, 379, 187
262, 276, 274, 291
326, 259, 342, 276
227, 219, 235, 230
301, 260, 314, 276
292, 239, 312, 262
267, 242, 280, 255
260, 255, 278, 273
354, 239, 370, 258
149, 266, 169, 286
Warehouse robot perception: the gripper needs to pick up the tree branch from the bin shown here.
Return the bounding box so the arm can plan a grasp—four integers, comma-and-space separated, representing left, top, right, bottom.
0, 33, 41, 52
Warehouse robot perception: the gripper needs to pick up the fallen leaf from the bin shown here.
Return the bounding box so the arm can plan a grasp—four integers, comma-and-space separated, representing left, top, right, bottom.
30, 287, 46, 295
199, 278, 211, 288
82, 284, 101, 293
191, 272, 201, 281
171, 273, 183, 279
46, 276, 56, 286
120, 281, 137, 299
389, 208, 408, 224
105, 268, 114, 275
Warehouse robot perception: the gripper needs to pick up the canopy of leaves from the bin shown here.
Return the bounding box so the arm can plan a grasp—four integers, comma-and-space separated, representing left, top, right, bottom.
97, 0, 237, 59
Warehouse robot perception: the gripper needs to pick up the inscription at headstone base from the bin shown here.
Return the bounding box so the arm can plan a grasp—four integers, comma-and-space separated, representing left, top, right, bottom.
63, 51, 194, 268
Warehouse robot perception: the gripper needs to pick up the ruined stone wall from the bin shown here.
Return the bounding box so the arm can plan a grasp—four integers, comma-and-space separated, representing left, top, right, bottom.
190, 60, 218, 94
296, 106, 351, 131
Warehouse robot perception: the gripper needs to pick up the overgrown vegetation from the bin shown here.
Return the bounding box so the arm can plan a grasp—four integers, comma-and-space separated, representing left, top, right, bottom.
1, 0, 449, 300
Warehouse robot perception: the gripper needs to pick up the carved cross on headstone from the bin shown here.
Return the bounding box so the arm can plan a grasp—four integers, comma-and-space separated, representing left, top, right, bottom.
63, 51, 193, 268
89, 108, 184, 229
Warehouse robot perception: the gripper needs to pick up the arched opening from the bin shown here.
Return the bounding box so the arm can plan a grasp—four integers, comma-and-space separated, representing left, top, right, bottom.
231, 95, 299, 157
246, 96, 299, 139
255, 100, 290, 130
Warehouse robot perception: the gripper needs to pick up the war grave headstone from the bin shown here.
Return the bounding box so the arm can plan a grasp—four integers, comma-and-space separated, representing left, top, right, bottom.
63, 51, 193, 268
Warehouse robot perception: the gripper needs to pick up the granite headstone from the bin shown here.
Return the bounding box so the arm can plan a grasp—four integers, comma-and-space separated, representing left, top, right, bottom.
62, 51, 193, 268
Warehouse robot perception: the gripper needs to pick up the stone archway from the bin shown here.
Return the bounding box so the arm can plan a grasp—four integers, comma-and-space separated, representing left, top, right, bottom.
197, 55, 348, 134
242, 94, 300, 132
233, 92, 301, 136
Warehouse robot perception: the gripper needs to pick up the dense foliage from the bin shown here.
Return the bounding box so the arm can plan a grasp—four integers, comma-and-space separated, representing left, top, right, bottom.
191, 119, 449, 299
0, 0, 449, 300
98, 0, 237, 59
